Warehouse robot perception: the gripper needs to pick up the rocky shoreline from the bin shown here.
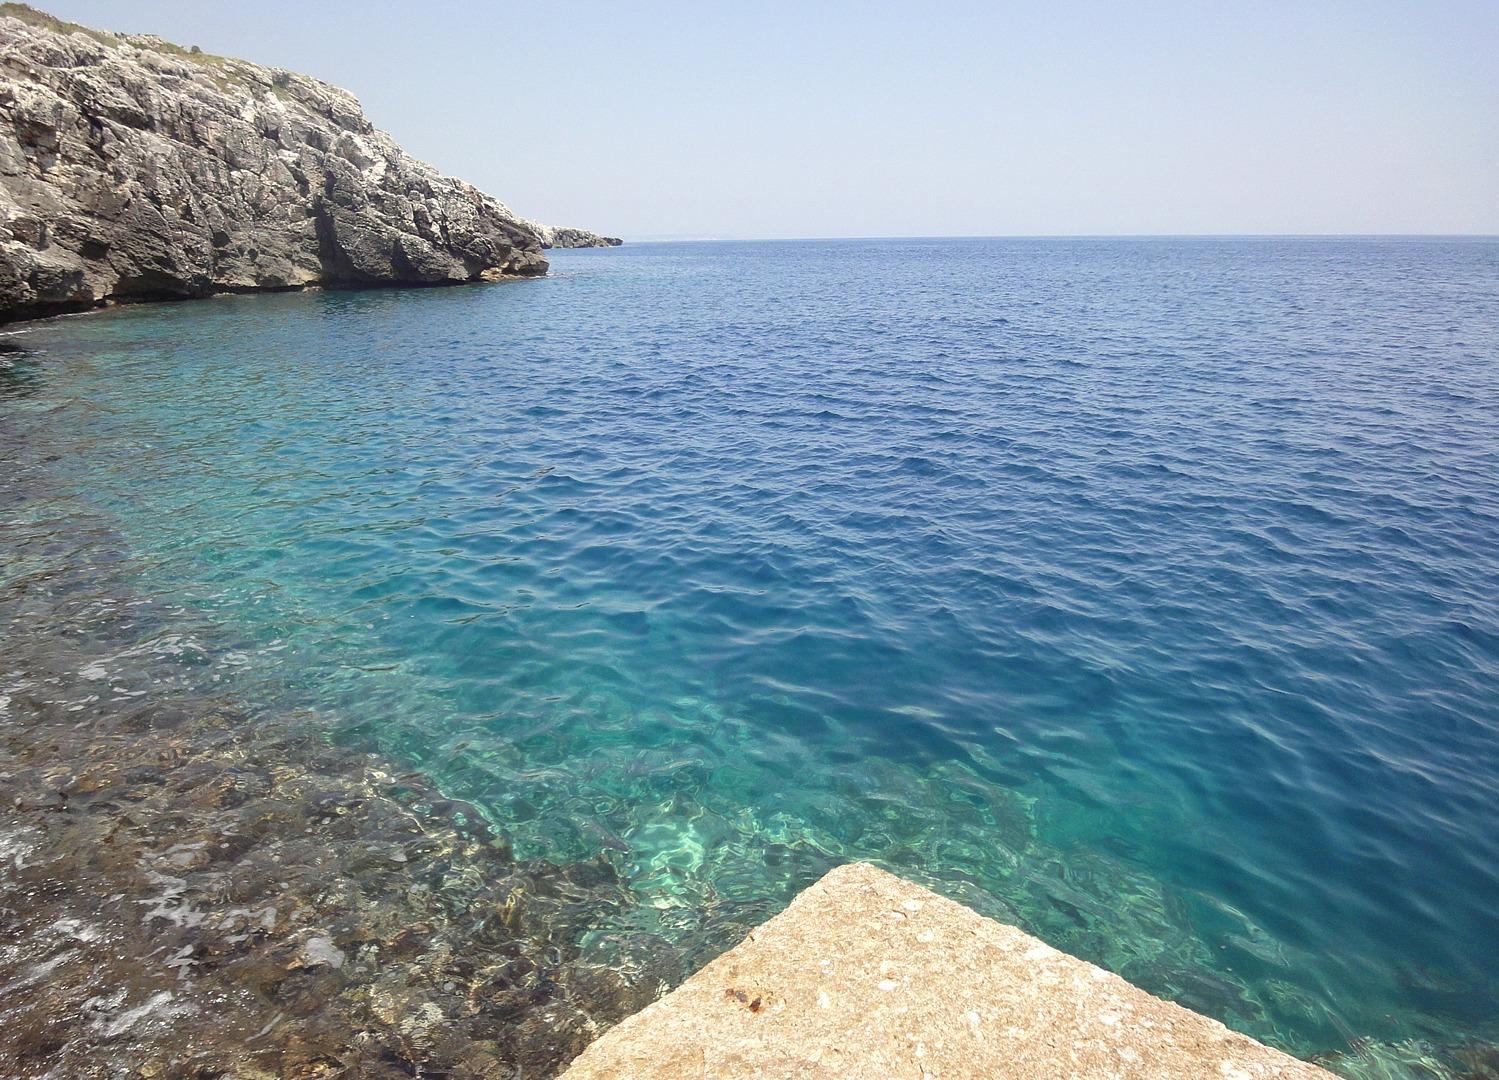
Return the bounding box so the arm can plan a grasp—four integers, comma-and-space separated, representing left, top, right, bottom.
0, 4, 618, 325
0, 683, 670, 1078
0, 442, 674, 1079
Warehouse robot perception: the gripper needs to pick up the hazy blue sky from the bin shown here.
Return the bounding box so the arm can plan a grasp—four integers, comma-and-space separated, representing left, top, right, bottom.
40, 1, 1499, 239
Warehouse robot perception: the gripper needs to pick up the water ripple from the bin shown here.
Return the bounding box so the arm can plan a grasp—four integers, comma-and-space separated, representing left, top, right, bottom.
3, 237, 1498, 1076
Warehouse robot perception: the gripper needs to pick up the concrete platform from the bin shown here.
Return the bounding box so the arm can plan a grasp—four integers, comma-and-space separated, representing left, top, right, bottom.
561, 862, 1334, 1079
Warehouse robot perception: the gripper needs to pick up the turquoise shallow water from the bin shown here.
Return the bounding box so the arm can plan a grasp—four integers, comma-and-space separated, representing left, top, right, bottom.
3, 237, 1498, 1072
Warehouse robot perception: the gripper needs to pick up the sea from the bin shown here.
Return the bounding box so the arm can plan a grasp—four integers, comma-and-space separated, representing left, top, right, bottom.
2, 237, 1497, 1077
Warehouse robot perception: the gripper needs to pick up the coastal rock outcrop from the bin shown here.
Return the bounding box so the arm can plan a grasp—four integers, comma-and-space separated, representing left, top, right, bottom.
524, 220, 624, 249
0, 5, 615, 323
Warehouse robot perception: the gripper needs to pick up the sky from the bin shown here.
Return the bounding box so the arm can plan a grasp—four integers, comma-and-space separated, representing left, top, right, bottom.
37, 1, 1499, 240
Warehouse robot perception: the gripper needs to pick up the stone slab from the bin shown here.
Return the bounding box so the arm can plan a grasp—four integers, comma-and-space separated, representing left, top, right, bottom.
561, 862, 1335, 1079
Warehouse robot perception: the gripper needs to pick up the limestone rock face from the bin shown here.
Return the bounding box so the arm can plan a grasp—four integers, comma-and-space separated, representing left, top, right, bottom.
0, 5, 613, 323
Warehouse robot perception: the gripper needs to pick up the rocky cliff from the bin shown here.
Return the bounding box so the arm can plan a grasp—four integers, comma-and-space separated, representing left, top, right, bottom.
0, 5, 615, 323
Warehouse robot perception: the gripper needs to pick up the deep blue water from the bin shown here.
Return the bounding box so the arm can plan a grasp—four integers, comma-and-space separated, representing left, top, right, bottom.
3, 237, 1498, 1074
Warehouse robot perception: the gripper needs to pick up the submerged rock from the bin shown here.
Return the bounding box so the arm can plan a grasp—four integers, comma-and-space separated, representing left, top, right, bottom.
0, 4, 618, 323
0, 482, 673, 1077
0, 685, 666, 1077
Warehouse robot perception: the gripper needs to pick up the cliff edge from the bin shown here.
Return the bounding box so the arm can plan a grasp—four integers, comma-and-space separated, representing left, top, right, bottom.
0, 5, 614, 323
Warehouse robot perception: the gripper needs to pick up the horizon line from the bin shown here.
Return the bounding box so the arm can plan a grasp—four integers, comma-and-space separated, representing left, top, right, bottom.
603, 232, 1499, 245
